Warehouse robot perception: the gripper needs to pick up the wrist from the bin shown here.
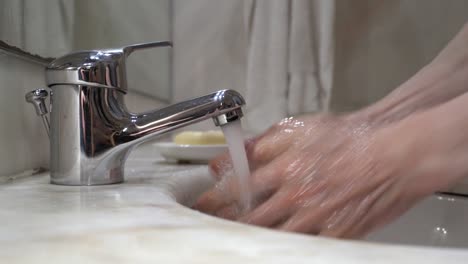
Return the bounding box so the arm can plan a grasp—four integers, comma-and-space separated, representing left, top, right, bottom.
371, 115, 434, 198
375, 105, 468, 197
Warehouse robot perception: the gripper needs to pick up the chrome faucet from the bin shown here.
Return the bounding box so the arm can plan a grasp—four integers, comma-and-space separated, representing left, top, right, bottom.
27, 41, 245, 186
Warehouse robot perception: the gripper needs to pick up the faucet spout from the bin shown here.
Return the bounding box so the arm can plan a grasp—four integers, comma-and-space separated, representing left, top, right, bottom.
118, 89, 245, 145
48, 85, 245, 186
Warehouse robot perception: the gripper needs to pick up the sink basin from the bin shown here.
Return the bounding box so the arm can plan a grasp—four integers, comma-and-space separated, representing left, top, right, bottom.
1, 144, 468, 263
366, 194, 468, 248
181, 170, 468, 249
138, 143, 468, 249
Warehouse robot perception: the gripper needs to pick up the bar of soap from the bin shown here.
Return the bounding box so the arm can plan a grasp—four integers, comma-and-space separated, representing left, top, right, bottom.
173, 131, 226, 145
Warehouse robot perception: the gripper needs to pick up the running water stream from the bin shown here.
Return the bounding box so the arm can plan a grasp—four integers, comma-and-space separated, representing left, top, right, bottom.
220, 120, 252, 212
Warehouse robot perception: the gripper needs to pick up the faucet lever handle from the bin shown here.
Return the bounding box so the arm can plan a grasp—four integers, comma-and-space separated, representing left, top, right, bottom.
25, 89, 49, 116
25, 88, 50, 137
122, 41, 172, 57
46, 41, 173, 92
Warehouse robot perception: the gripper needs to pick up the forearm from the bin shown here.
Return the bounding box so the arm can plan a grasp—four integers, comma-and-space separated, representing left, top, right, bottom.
355, 23, 468, 125
382, 91, 468, 197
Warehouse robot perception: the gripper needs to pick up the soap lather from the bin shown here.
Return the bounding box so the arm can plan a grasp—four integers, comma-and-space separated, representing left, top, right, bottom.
25, 41, 245, 186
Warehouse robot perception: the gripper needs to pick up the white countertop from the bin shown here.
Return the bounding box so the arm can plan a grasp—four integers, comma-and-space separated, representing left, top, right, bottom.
1, 144, 468, 263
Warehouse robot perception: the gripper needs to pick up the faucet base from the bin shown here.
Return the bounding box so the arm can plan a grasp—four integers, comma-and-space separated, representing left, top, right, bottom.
50, 150, 127, 186
50, 171, 124, 186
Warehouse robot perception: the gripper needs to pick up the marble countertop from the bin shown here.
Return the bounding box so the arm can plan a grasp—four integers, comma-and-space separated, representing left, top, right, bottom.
1, 144, 468, 263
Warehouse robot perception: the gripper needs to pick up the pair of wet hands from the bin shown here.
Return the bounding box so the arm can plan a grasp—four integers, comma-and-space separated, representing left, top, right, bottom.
192, 114, 420, 238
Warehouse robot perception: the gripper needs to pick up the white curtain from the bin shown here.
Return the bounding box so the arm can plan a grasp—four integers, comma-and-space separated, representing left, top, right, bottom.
243, 0, 335, 132
0, 0, 75, 57
173, 0, 335, 134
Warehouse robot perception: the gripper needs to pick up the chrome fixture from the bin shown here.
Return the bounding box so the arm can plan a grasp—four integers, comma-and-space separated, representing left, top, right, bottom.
25, 89, 51, 137
30, 41, 245, 186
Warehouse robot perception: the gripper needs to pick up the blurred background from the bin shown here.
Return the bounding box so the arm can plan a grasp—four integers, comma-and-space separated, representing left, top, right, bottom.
1, 0, 468, 176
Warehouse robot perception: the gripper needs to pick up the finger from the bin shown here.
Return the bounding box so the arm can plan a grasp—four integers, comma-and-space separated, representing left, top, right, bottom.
209, 139, 257, 180
276, 189, 336, 234
319, 210, 376, 239
318, 203, 360, 238
206, 176, 278, 220
215, 203, 240, 220
194, 156, 287, 215
238, 188, 295, 227
210, 128, 295, 179
278, 208, 328, 234
317, 189, 388, 238
278, 192, 373, 236
209, 152, 233, 180
208, 182, 277, 220
247, 127, 295, 165
321, 187, 413, 239
192, 187, 229, 215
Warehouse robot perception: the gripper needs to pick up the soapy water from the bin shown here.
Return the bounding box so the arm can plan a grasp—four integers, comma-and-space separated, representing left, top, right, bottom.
220, 120, 252, 212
